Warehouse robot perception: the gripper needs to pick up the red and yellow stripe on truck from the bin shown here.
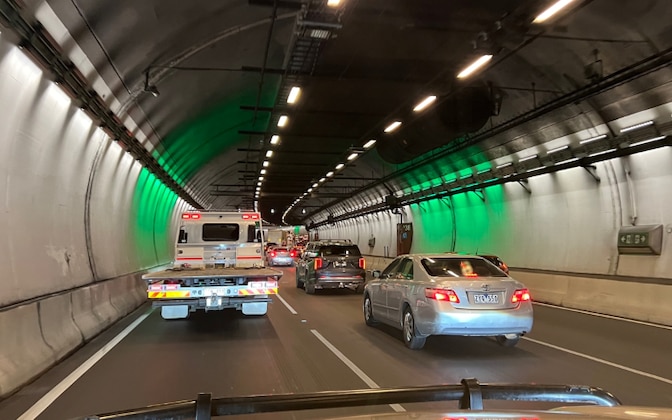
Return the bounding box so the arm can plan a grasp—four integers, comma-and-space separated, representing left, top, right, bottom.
147, 281, 278, 299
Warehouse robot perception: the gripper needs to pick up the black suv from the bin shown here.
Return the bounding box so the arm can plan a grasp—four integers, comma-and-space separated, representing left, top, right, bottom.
296, 240, 366, 294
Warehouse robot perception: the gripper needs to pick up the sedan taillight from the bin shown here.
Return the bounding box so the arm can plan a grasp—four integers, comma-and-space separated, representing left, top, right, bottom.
270, 251, 276, 258
359, 257, 366, 269
314, 258, 323, 270
425, 288, 460, 303
290, 250, 296, 258
511, 288, 531, 303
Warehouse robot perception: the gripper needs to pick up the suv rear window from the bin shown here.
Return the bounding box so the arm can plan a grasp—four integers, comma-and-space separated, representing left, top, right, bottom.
421, 257, 506, 277
318, 245, 361, 257
202, 224, 239, 241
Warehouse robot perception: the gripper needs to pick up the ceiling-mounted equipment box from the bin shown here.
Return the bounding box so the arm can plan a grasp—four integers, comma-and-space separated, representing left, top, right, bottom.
617, 224, 663, 255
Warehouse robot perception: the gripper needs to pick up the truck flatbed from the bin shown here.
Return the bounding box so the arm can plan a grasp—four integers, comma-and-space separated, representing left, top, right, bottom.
143, 267, 283, 280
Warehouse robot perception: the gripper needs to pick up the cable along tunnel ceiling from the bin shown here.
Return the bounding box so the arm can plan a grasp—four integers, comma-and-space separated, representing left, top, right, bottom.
41, 0, 672, 226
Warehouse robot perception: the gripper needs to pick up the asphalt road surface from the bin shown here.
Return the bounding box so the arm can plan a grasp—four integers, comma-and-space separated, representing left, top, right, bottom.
2, 266, 671, 419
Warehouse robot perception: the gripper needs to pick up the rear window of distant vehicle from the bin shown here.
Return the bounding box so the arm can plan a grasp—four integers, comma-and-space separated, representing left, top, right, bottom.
318, 245, 361, 257
274, 247, 288, 252
202, 224, 239, 241
421, 257, 507, 277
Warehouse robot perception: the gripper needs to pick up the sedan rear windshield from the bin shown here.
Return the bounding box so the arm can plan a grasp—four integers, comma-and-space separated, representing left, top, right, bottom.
421, 257, 507, 277
319, 245, 361, 257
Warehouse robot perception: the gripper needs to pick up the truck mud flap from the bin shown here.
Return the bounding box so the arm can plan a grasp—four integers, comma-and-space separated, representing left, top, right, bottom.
242, 302, 268, 316
161, 305, 189, 320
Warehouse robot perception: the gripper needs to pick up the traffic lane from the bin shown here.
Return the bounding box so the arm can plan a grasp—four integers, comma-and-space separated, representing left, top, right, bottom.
30, 290, 395, 419
526, 303, 672, 379
276, 284, 672, 408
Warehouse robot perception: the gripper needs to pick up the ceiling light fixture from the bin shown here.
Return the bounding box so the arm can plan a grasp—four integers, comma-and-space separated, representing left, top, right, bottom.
519, 154, 538, 162
496, 162, 513, 169
533, 0, 576, 23
547, 145, 569, 154
258, 176, 264, 181
363, 139, 377, 149
287, 86, 301, 104
620, 120, 654, 133
327, 0, 340, 6
260, 169, 267, 175
556, 157, 579, 165
257, 181, 262, 186
308, 188, 313, 192
335, 163, 345, 170
263, 160, 269, 167
413, 95, 437, 112
589, 148, 617, 157
580, 134, 607, 145
326, 171, 334, 177
277, 115, 288, 127
384, 121, 402, 133
347, 153, 359, 161
271, 209, 275, 214
270, 135, 280, 145
319, 177, 326, 183
456, 55, 493, 79
266, 150, 273, 158
312, 183, 319, 188
630, 136, 666, 147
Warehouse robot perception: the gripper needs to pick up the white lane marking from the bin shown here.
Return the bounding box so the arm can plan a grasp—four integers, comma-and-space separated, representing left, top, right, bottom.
18, 309, 153, 420
533, 302, 672, 331
276, 294, 298, 315
310, 329, 405, 413
522, 336, 672, 386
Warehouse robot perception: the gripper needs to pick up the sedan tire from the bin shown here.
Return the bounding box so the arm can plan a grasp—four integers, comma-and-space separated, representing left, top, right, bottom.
363, 294, 377, 326
305, 281, 316, 294
402, 308, 426, 350
496, 334, 520, 348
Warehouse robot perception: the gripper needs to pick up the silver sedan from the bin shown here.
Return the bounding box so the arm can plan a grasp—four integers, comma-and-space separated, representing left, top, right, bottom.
363, 254, 533, 350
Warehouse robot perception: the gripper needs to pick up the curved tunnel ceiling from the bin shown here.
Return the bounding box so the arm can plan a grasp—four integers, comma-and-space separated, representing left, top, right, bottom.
32, 0, 672, 226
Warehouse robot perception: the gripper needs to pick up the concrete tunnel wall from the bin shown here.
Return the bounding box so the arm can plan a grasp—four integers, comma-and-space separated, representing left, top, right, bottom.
316, 143, 672, 326
0, 35, 188, 397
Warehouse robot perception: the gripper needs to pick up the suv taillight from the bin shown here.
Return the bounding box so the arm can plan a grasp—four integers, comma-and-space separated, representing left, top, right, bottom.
314, 258, 323, 270
270, 251, 276, 258
290, 250, 296, 258
425, 288, 460, 303
359, 257, 366, 269
511, 289, 531, 303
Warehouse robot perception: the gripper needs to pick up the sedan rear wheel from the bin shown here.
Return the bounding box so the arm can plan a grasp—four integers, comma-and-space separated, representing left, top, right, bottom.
363, 294, 377, 326
402, 308, 426, 350
496, 334, 520, 347
305, 281, 315, 294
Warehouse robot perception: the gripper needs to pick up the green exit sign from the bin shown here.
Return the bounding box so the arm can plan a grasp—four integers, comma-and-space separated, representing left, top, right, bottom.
617, 225, 662, 255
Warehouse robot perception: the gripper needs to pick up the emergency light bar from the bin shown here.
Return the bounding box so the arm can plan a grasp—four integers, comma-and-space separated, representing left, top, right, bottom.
181, 213, 201, 220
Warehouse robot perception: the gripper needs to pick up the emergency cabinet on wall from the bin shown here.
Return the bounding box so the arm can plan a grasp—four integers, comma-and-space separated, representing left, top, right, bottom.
617, 224, 663, 255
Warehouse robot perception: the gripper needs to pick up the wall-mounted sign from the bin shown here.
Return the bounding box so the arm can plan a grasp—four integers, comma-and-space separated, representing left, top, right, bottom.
617, 224, 663, 255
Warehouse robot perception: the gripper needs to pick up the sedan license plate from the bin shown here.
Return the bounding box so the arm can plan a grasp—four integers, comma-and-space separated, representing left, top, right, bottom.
473, 293, 499, 304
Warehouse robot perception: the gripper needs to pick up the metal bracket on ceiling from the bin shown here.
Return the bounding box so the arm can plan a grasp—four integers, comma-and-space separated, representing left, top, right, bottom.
470, 189, 485, 202
517, 180, 531, 194
583, 165, 601, 182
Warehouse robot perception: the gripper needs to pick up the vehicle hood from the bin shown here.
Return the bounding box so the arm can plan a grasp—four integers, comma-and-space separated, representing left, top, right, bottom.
321, 406, 672, 419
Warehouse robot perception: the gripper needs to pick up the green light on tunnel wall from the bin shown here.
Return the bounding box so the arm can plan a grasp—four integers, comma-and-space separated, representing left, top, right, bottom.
154, 87, 278, 187
131, 167, 179, 266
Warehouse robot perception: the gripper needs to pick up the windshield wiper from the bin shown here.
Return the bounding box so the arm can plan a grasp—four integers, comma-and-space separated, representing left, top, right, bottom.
76, 378, 621, 420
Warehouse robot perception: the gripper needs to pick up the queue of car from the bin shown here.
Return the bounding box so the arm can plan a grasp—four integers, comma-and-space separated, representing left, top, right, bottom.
263, 238, 530, 350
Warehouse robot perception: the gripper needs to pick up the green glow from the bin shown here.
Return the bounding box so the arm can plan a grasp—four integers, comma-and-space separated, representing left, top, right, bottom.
131, 167, 179, 266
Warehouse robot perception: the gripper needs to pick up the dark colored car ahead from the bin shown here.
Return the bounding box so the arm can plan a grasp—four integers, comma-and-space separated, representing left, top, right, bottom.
296, 241, 366, 294
478, 254, 510, 274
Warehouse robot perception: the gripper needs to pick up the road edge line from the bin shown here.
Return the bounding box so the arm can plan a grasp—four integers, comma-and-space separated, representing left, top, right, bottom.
276, 294, 298, 315
533, 302, 672, 331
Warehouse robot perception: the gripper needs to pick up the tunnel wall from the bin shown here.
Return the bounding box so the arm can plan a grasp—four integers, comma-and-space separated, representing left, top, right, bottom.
317, 147, 672, 325
0, 36, 187, 397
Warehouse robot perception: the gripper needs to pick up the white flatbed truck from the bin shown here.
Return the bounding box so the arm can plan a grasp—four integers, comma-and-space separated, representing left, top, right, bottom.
143, 211, 283, 319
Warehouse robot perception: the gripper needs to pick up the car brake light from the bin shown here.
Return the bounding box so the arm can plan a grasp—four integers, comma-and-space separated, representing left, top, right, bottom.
290, 250, 296, 258
359, 257, 366, 269
314, 258, 323, 270
270, 251, 276, 258
512, 288, 531, 303
182, 213, 201, 220
242, 213, 260, 220
425, 288, 460, 303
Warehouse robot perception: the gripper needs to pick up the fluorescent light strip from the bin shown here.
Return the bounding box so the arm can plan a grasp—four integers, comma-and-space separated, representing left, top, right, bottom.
260, 169, 266, 174
326, 171, 334, 177
444, 177, 457, 183
589, 148, 617, 158
327, 0, 340, 6
335, 163, 344, 170
547, 145, 569, 154
347, 153, 359, 161
270, 135, 280, 145
287, 86, 301, 104
319, 178, 326, 183
312, 183, 318, 188
477, 168, 491, 175
556, 157, 579, 165
413, 96, 437, 112
620, 120, 653, 133
519, 154, 538, 162
496, 162, 513, 169
384, 121, 402, 133
258, 176, 264, 181
363, 139, 377, 149
533, 0, 575, 23
307, 188, 313, 192
580, 134, 607, 145
457, 55, 493, 79
263, 161, 269, 167
630, 136, 667, 147
277, 115, 288, 127
265, 150, 273, 158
